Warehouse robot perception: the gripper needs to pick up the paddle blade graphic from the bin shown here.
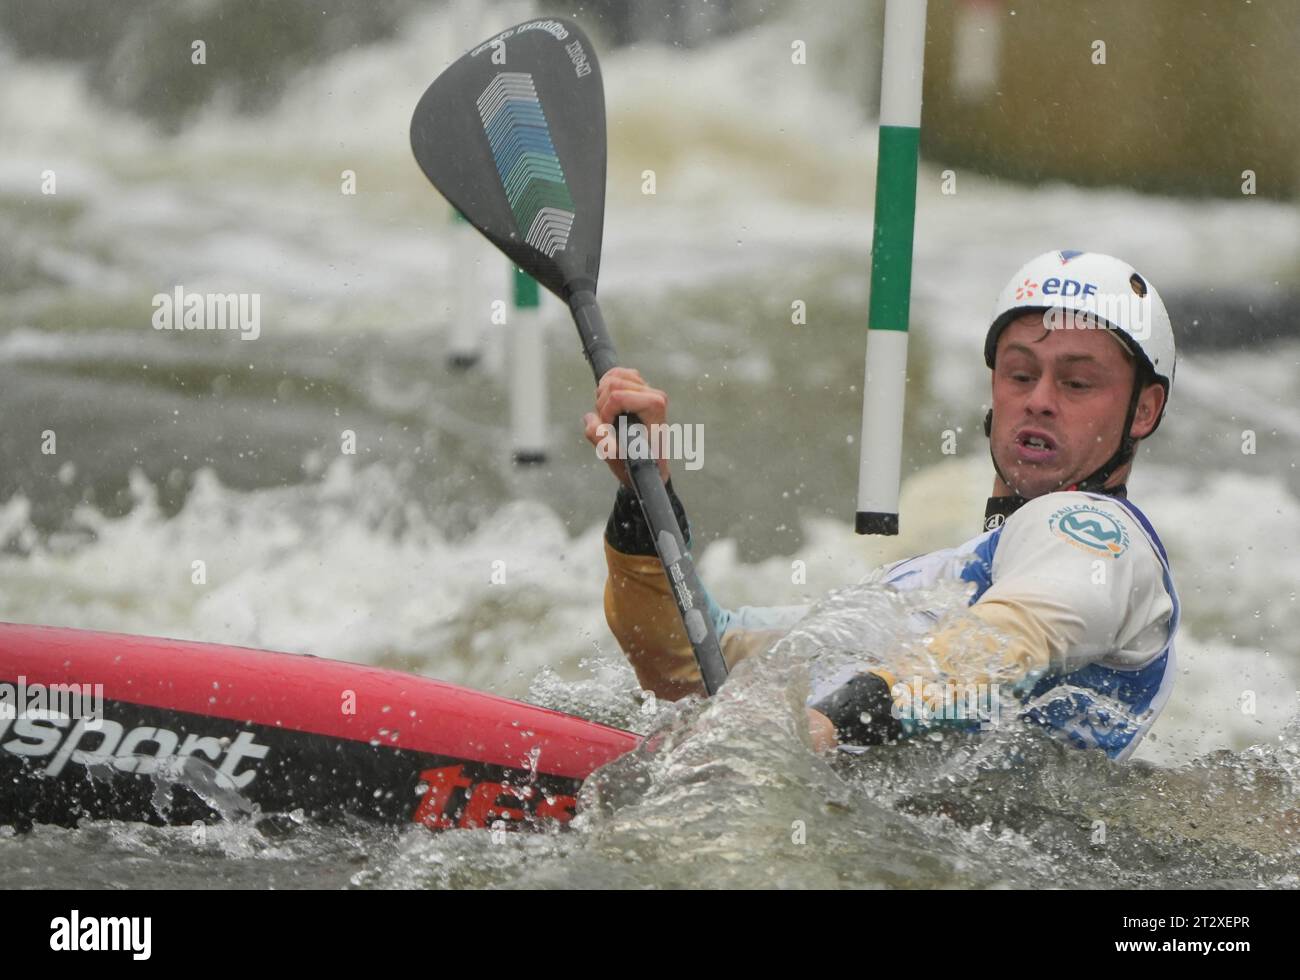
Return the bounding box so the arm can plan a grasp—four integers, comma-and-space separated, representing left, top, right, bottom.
410, 19, 606, 297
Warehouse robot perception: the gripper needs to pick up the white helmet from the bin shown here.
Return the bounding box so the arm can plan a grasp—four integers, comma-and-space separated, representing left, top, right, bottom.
984, 250, 1175, 433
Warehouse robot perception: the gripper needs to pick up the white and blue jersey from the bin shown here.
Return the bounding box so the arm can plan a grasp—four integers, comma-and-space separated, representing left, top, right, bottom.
703, 491, 1179, 761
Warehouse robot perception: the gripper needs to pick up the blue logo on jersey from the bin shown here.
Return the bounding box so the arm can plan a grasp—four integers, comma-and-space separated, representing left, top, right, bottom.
1049, 504, 1129, 557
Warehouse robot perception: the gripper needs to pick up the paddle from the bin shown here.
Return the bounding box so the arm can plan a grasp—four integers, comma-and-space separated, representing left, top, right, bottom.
409, 17, 728, 695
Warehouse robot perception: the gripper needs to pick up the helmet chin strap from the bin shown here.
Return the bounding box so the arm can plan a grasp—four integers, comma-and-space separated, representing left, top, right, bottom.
982, 378, 1142, 524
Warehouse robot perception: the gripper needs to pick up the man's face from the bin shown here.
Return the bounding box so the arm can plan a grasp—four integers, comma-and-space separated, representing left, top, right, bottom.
989, 313, 1163, 498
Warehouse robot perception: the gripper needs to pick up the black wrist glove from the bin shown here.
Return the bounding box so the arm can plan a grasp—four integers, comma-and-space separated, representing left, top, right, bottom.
811, 672, 903, 746
604, 480, 692, 556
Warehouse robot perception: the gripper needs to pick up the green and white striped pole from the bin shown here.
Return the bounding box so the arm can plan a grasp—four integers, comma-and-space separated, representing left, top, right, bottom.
856, 0, 927, 536
510, 265, 548, 464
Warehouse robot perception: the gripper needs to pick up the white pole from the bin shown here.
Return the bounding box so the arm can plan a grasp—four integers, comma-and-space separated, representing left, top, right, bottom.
446, 211, 485, 370
445, 0, 488, 370
510, 266, 548, 463
952, 0, 1002, 102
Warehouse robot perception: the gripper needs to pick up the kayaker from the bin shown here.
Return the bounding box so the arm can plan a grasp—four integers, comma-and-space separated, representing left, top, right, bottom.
584, 251, 1180, 759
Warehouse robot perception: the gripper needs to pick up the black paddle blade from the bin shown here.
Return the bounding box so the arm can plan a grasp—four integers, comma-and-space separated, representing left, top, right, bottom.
410, 18, 606, 298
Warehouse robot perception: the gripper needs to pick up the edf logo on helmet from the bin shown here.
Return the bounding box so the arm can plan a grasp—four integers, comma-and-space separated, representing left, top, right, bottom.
1018, 276, 1098, 300
1014, 275, 1153, 341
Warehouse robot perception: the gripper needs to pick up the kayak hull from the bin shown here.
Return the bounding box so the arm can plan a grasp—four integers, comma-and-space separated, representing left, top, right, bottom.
0, 623, 640, 831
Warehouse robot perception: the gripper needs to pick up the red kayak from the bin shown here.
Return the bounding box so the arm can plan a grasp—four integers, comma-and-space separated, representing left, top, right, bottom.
0, 622, 640, 832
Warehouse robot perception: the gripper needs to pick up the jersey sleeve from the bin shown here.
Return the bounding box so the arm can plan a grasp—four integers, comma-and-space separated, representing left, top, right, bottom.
976, 492, 1174, 674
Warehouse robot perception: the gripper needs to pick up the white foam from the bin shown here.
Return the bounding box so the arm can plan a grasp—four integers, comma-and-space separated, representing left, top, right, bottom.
0, 462, 612, 697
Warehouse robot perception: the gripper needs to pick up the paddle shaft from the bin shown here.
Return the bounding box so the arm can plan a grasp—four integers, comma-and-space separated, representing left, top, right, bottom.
568, 286, 728, 696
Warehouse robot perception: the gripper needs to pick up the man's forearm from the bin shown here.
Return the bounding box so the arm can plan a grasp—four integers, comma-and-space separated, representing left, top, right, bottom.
809, 604, 1053, 747
602, 482, 805, 699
